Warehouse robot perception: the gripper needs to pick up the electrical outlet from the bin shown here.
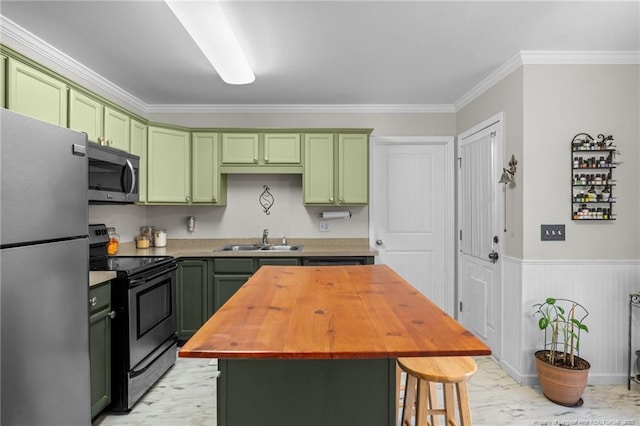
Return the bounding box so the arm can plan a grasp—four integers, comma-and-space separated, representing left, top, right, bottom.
541, 224, 565, 241
319, 221, 330, 232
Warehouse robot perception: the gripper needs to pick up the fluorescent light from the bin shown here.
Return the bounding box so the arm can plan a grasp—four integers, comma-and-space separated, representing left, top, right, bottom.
165, 0, 255, 85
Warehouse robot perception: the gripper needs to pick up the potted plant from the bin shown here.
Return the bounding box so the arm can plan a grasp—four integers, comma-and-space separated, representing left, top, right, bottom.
532, 297, 590, 406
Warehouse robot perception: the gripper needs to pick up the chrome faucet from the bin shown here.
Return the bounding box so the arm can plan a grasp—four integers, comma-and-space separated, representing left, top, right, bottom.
262, 228, 269, 245
282, 235, 287, 245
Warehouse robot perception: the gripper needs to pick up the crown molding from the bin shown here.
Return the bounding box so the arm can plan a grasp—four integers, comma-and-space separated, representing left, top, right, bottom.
145, 103, 456, 114
454, 50, 640, 111
520, 50, 640, 65
0, 15, 147, 115
2, 16, 638, 117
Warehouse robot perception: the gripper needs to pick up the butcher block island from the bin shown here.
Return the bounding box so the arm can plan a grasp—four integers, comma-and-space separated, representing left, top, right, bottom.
179, 265, 490, 426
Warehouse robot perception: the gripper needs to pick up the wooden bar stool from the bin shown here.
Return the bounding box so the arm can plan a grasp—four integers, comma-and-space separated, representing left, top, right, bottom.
397, 356, 477, 426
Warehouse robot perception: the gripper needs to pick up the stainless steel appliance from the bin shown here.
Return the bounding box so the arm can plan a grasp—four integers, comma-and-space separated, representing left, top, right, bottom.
89, 224, 178, 412
88, 142, 139, 204
0, 108, 91, 426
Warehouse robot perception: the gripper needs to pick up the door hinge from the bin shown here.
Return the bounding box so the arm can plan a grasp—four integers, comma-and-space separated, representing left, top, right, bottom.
457, 157, 462, 168
459, 301, 463, 312
459, 229, 462, 241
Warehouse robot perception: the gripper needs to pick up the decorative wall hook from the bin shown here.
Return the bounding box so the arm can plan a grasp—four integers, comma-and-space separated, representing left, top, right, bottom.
259, 185, 274, 215
499, 154, 518, 184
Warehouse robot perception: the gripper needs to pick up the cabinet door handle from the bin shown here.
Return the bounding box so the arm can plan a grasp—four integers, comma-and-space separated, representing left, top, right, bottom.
212, 196, 217, 203
186, 196, 192, 203
265, 157, 269, 163
338, 197, 344, 204
108, 310, 116, 319
329, 197, 334, 203
89, 296, 97, 307
253, 157, 258, 163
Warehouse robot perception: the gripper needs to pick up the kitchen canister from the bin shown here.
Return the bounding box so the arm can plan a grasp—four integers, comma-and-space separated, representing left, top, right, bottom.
140, 226, 155, 247
153, 229, 167, 247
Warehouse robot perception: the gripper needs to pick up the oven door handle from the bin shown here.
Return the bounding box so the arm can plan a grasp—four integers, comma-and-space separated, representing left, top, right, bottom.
129, 264, 178, 287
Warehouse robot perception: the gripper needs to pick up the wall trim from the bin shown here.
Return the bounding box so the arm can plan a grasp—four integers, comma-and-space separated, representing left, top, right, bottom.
0, 15, 147, 116
453, 50, 640, 112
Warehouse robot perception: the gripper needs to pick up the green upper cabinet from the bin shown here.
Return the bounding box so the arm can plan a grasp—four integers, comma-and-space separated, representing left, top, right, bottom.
0, 55, 6, 108
69, 90, 130, 151
304, 133, 369, 205
147, 126, 191, 203
69, 89, 103, 143
221, 133, 259, 164
303, 134, 335, 204
264, 133, 301, 164
221, 132, 302, 173
104, 107, 130, 152
337, 134, 369, 204
130, 119, 148, 203
6, 58, 68, 126
192, 132, 226, 205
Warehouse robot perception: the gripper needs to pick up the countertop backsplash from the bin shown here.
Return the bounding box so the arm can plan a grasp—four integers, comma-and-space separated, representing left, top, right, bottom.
90, 174, 369, 242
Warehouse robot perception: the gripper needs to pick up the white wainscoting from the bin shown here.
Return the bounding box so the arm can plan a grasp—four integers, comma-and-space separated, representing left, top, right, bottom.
500, 256, 640, 386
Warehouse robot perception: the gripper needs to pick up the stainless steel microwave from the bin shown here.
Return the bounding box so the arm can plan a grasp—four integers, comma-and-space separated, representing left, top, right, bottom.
88, 142, 139, 204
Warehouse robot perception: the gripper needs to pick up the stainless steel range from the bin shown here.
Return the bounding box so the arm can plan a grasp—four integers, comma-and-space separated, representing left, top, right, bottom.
89, 224, 178, 412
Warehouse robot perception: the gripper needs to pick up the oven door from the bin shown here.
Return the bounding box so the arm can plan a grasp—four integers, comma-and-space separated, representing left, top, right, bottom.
128, 264, 178, 369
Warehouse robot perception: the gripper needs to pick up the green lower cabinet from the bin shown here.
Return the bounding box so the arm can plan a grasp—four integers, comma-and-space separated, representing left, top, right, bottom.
213, 274, 252, 311
177, 259, 210, 341
89, 282, 112, 419
176, 257, 303, 340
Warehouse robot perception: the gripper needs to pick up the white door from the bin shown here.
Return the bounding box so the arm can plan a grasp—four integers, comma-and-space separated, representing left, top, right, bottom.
457, 113, 504, 359
370, 137, 455, 315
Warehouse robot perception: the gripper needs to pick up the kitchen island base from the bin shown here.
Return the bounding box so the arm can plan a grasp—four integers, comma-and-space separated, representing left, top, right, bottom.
217, 358, 396, 426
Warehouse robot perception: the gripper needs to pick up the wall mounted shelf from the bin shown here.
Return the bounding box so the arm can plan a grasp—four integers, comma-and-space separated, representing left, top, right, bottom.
571, 133, 618, 221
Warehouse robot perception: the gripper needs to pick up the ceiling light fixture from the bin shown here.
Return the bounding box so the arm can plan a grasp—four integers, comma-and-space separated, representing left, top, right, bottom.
165, 0, 255, 85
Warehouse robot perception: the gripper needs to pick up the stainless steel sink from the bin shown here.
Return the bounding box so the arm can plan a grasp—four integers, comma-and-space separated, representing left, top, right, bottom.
220, 244, 263, 251
260, 245, 303, 251
218, 244, 303, 252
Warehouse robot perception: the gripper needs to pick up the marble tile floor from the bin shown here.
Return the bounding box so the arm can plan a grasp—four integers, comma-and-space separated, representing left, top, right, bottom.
94, 354, 640, 426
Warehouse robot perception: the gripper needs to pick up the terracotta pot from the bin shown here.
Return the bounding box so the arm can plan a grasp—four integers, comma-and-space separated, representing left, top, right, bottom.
534, 350, 590, 407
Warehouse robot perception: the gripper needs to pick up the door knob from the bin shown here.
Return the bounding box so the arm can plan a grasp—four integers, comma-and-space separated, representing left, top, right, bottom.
376, 239, 383, 246
488, 251, 499, 263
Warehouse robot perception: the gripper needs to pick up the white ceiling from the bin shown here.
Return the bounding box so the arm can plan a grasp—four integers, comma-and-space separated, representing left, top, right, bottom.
1, 1, 638, 111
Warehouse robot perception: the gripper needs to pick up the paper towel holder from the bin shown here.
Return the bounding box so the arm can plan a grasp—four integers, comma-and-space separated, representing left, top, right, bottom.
319, 211, 352, 219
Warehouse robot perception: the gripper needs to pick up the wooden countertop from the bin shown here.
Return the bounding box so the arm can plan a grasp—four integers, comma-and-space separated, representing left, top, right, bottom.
179, 265, 491, 360
115, 238, 377, 258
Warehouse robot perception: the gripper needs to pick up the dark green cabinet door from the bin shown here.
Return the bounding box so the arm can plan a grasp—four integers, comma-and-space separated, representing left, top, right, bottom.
213, 274, 251, 311
177, 259, 209, 341
89, 304, 111, 418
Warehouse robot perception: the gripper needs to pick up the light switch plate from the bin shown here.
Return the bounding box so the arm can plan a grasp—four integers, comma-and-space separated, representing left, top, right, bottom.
541, 224, 565, 241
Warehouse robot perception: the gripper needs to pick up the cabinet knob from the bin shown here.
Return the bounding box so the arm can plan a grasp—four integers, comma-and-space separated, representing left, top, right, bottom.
338, 197, 344, 204
329, 197, 334, 203
265, 157, 269, 163
108, 310, 116, 319
376, 239, 383, 246
254, 157, 258, 163
89, 296, 97, 307
186, 196, 192, 203
212, 196, 217, 203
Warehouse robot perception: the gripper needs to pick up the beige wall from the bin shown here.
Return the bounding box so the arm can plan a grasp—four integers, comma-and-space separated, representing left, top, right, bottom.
146, 112, 457, 137
523, 64, 640, 260
456, 68, 525, 259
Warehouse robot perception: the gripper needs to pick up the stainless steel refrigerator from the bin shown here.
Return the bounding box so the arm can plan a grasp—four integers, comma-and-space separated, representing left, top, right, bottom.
1, 108, 91, 425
